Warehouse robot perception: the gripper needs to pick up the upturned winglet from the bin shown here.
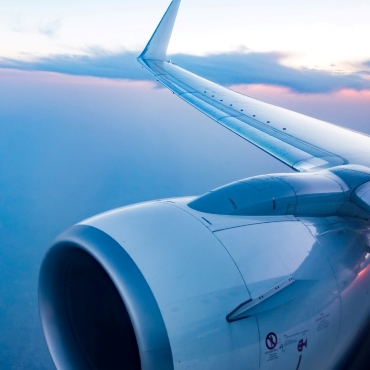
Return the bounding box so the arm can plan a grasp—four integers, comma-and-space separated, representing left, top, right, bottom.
138, 0, 181, 61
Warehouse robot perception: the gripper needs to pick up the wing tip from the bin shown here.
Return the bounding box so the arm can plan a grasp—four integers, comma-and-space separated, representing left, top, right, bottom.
138, 0, 181, 61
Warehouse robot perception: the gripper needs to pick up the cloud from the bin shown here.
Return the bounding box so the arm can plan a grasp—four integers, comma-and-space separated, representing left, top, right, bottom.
0, 51, 146, 80
38, 18, 62, 37
1, 50, 370, 94
175, 52, 370, 94
11, 17, 62, 37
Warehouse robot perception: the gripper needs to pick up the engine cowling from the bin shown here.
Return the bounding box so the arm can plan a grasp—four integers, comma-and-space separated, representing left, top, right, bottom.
39, 167, 370, 370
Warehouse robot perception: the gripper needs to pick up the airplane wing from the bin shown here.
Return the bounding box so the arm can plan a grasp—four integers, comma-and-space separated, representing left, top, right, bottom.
138, 0, 370, 172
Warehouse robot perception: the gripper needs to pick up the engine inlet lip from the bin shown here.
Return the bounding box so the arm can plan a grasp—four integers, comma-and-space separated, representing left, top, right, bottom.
38, 224, 174, 370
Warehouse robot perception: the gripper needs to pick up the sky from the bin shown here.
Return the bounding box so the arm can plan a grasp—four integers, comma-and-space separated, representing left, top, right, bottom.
1, 0, 370, 72
1, 0, 370, 369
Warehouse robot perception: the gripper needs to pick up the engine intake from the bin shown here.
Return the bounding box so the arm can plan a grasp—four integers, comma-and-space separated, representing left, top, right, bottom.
39, 225, 173, 370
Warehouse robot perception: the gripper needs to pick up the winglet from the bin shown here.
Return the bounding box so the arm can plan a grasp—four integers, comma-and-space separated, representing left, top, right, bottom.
138, 0, 181, 61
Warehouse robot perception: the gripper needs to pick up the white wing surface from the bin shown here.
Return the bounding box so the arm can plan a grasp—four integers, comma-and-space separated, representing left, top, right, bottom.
138, 0, 370, 172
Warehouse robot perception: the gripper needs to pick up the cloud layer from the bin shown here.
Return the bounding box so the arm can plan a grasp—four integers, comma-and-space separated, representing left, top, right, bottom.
1, 50, 370, 94
176, 53, 370, 93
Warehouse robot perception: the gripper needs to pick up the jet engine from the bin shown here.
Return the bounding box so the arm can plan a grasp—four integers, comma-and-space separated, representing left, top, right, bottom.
39, 165, 370, 370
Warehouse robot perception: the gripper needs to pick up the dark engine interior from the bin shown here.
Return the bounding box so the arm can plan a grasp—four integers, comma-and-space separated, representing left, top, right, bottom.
48, 247, 141, 370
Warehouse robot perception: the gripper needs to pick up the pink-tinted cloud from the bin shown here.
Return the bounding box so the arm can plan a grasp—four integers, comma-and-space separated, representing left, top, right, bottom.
0, 67, 154, 88
1, 50, 370, 94
231, 84, 370, 134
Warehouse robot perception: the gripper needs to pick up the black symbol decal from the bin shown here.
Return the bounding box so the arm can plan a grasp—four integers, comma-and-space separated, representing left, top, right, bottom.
297, 338, 308, 352
266, 332, 278, 350
296, 355, 302, 370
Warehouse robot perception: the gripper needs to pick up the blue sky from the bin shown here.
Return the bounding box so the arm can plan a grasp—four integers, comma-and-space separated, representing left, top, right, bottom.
1, 1, 370, 369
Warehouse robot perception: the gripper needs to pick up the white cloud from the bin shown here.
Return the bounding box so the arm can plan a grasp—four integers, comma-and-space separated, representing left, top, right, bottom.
37, 18, 63, 37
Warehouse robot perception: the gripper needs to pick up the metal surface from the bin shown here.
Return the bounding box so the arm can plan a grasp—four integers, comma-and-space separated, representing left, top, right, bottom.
40, 200, 369, 370
353, 181, 370, 214
189, 165, 370, 220
80, 202, 258, 369
215, 220, 341, 369
227, 276, 297, 322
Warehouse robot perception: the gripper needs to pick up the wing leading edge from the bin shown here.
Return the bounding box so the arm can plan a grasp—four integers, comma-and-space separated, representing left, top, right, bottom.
138, 0, 370, 172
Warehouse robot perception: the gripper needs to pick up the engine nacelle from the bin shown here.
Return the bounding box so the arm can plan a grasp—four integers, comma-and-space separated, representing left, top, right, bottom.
39, 167, 370, 370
